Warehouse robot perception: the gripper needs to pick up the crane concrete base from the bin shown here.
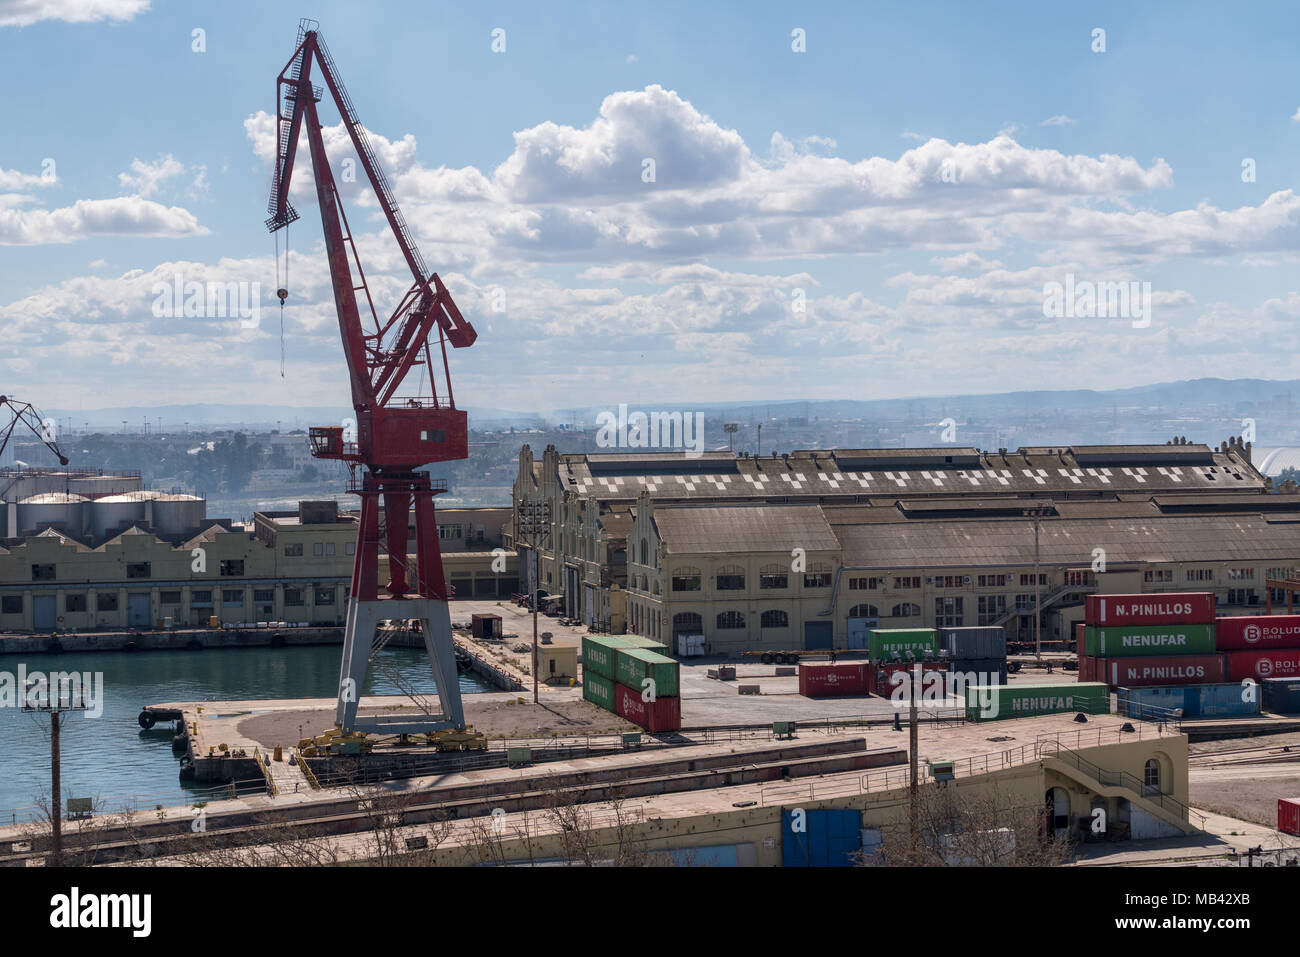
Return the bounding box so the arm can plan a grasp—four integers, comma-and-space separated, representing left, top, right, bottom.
335, 597, 465, 735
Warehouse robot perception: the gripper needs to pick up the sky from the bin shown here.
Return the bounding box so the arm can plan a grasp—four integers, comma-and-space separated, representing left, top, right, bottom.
2, 0, 1300, 420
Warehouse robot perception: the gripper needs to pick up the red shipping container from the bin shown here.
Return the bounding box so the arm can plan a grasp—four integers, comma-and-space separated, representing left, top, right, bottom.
1225, 649, 1300, 682
1075, 622, 1086, 658
1280, 799, 1300, 836
1078, 655, 1094, 683
1102, 654, 1226, 688
613, 682, 681, 732
799, 662, 869, 698
1086, 592, 1215, 626
867, 661, 947, 698
1215, 615, 1300, 651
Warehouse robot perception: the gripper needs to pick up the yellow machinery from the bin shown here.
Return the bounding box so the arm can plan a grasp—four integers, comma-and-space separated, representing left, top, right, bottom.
427, 728, 488, 752
297, 726, 374, 757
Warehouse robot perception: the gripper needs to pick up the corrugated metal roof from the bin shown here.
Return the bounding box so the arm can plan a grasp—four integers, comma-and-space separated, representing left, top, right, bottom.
654, 505, 839, 555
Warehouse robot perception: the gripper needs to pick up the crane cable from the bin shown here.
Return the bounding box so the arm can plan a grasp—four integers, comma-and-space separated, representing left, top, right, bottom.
274, 224, 290, 379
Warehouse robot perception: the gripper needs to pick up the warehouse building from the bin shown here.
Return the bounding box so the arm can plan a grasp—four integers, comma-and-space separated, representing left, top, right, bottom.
508, 439, 1300, 653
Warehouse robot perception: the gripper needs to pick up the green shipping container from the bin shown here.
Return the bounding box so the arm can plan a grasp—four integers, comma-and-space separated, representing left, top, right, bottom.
1084, 624, 1216, 658
965, 682, 1109, 722
581, 635, 666, 679
583, 671, 617, 711
613, 647, 681, 698
868, 628, 938, 662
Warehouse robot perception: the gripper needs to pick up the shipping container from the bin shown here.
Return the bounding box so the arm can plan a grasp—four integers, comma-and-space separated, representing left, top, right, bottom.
800, 662, 869, 698
613, 647, 681, 698
868, 627, 938, 662
1075, 622, 1086, 659
949, 657, 1007, 685
1224, 649, 1300, 683
1084, 624, 1216, 658
613, 681, 681, 732
1262, 677, 1300, 715
1086, 592, 1215, 626
1214, 615, 1300, 651
868, 660, 949, 698
941, 626, 1006, 660
1117, 683, 1260, 719
581, 635, 666, 679
1101, 654, 1226, 688
965, 682, 1109, 722
1280, 799, 1300, 837
582, 670, 617, 712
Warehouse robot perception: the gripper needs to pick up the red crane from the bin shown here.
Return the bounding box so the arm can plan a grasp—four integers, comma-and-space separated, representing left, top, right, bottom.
267, 20, 476, 735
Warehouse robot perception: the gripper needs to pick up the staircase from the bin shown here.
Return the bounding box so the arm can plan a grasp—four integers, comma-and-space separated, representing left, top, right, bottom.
1040, 741, 1203, 836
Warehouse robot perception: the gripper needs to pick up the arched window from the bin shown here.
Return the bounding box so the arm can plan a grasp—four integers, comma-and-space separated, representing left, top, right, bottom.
673, 612, 702, 635
759, 563, 788, 589
717, 611, 746, 629
671, 567, 702, 592
716, 565, 746, 591
640, 537, 649, 565
848, 603, 879, 618
890, 602, 921, 618
1144, 759, 1162, 795
652, 579, 661, 595
760, 609, 789, 628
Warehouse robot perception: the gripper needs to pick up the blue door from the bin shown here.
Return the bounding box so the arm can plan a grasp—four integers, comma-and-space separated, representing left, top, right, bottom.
782, 809, 863, 867
804, 621, 833, 650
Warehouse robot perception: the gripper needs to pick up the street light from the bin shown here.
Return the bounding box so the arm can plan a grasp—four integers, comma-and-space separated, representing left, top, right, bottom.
1022, 504, 1054, 662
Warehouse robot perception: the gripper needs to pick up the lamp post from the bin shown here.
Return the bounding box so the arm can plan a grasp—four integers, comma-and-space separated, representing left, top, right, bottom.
1022, 504, 1053, 662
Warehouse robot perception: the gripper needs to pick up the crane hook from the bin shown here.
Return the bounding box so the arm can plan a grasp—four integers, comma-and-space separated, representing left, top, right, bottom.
277, 288, 288, 304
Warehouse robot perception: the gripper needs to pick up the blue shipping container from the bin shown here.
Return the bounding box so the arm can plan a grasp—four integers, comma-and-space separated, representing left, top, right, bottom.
782, 809, 863, 867
1118, 683, 1260, 719
1262, 677, 1300, 715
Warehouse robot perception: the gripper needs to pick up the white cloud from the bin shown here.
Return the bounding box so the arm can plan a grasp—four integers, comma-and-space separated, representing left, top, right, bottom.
117, 154, 185, 198
0, 0, 148, 28
1292, 106, 1300, 123
1041, 114, 1077, 127
0, 166, 55, 189
0, 196, 207, 244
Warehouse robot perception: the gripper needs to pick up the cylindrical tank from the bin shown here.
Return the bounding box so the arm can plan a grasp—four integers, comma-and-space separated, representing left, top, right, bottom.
89, 491, 156, 540
18, 492, 87, 536
68, 473, 143, 498
150, 493, 206, 539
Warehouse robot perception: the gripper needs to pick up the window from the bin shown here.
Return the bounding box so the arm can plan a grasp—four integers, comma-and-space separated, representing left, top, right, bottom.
848, 603, 879, 618
253, 589, 275, 602
65, 594, 87, 612
31, 564, 56, 581
191, 590, 213, 606
977, 574, 1007, 588
894, 576, 921, 589
848, 577, 882, 590
760, 609, 789, 628
891, 602, 921, 618
284, 543, 303, 557
438, 525, 462, 541
935, 596, 964, 628
1227, 588, 1258, 606
284, 588, 304, 607
759, 565, 788, 589
345, 542, 355, 556
977, 595, 1007, 625
97, 593, 119, 611
640, 538, 649, 565
313, 543, 324, 557
1014, 593, 1036, 610
1064, 570, 1093, 587
1144, 759, 1161, 795
1018, 574, 1048, 587
936, 575, 965, 589
1186, 568, 1213, 582
159, 591, 181, 605
325, 543, 336, 556
716, 566, 746, 591
1, 596, 22, 614
716, 611, 746, 629
221, 590, 244, 606
672, 612, 702, 635
803, 569, 832, 588
671, 568, 702, 592
126, 562, 151, 579
1143, 569, 1172, 583
1227, 567, 1255, 581
315, 587, 336, 605
219, 560, 244, 576
420, 429, 446, 443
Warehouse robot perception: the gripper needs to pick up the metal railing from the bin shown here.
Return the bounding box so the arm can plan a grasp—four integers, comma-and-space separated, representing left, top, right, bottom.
1039, 740, 1205, 829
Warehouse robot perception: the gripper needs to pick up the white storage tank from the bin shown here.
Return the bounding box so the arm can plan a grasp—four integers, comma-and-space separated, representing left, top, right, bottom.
89, 491, 157, 541
68, 473, 142, 498
18, 492, 87, 537
150, 493, 206, 539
